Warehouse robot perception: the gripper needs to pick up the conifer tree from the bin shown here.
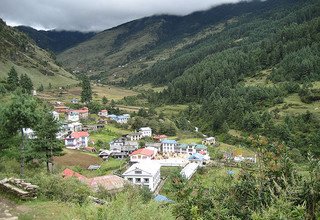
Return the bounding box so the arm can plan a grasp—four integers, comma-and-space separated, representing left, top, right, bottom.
2, 93, 38, 177
81, 75, 92, 103
7, 67, 19, 91
30, 108, 62, 173
20, 74, 33, 94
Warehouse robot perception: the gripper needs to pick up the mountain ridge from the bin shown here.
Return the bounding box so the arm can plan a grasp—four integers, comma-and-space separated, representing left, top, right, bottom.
0, 19, 78, 87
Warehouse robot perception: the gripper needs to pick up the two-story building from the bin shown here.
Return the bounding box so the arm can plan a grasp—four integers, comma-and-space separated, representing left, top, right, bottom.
126, 132, 143, 141
98, 109, 108, 118
139, 127, 152, 137
161, 140, 178, 153
67, 111, 80, 122
130, 148, 155, 163
122, 161, 161, 192
65, 131, 89, 149
202, 137, 216, 146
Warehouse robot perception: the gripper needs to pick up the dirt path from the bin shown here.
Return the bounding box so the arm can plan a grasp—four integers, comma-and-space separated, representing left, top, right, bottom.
0, 198, 18, 220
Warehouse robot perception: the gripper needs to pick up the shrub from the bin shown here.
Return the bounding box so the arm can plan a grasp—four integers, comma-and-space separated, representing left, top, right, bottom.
29, 173, 91, 204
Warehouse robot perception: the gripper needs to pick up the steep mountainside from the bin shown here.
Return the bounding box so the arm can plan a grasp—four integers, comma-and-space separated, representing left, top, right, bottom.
0, 19, 78, 87
16, 26, 95, 53
58, 0, 286, 83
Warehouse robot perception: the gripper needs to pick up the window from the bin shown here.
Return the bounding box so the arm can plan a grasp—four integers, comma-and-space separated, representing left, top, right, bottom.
135, 170, 142, 174
143, 178, 149, 183
136, 178, 141, 183
128, 178, 133, 182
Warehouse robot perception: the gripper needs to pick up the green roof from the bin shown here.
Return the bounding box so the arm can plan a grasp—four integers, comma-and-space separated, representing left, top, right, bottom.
178, 144, 188, 149
195, 144, 207, 150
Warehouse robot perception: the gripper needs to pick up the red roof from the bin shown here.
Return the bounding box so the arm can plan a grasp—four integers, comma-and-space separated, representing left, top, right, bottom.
130, 148, 154, 157
62, 168, 87, 181
62, 169, 126, 191
70, 131, 89, 138
154, 135, 168, 139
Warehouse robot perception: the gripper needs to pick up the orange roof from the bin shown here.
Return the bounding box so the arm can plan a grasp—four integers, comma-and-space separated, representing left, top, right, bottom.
54, 106, 68, 109
70, 131, 89, 138
62, 168, 87, 181
130, 148, 154, 157
154, 135, 168, 139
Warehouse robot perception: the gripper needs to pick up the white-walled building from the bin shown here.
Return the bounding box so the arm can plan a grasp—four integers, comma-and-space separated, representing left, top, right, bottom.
126, 132, 143, 141
65, 131, 89, 149
139, 127, 152, 137
98, 110, 108, 118
161, 140, 178, 153
122, 161, 161, 192
67, 111, 80, 122
52, 111, 60, 121
202, 137, 216, 145
130, 148, 155, 163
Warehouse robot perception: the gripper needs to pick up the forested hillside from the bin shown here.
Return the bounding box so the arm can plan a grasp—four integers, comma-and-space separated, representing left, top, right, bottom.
16, 26, 96, 53
133, 0, 320, 156
57, 0, 298, 82
0, 19, 78, 87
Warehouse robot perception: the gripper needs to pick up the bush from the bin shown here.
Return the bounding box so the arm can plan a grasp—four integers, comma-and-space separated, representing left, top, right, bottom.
29, 173, 91, 204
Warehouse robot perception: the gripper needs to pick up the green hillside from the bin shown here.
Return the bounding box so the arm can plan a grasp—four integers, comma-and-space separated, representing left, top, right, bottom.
57, 0, 284, 83
0, 19, 78, 87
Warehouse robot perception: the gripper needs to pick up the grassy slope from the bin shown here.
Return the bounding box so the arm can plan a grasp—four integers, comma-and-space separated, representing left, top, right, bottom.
0, 20, 78, 87
57, 18, 226, 84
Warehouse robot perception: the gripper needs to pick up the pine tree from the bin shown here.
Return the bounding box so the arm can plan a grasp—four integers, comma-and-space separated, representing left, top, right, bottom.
7, 67, 19, 91
20, 74, 33, 94
81, 75, 92, 103
30, 108, 63, 173
2, 93, 38, 177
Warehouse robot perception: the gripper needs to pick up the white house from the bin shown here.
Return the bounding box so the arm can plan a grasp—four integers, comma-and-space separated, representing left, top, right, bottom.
161, 140, 178, 153
139, 127, 152, 137
126, 132, 143, 141
202, 137, 216, 145
65, 131, 89, 149
130, 148, 155, 163
52, 111, 60, 121
23, 128, 36, 139
108, 114, 130, 124
98, 110, 108, 118
67, 111, 80, 122
67, 122, 83, 132
122, 161, 161, 192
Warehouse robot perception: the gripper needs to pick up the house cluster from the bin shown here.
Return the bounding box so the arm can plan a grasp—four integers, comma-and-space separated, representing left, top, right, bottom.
121, 139, 211, 192
99, 127, 153, 159
107, 114, 130, 124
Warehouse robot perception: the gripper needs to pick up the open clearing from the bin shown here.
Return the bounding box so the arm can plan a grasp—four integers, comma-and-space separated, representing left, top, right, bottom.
53, 149, 103, 168
38, 85, 138, 103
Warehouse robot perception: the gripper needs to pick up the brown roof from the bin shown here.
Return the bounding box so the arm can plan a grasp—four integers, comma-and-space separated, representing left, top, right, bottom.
88, 175, 127, 191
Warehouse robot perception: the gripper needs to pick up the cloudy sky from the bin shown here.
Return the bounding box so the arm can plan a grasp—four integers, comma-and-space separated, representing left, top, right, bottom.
0, 0, 241, 32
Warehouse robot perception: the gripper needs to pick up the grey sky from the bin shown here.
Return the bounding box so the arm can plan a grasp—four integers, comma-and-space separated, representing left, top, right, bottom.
0, 0, 241, 31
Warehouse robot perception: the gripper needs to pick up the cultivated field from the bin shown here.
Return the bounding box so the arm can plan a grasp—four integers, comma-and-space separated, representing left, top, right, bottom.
38, 84, 138, 102
53, 149, 103, 168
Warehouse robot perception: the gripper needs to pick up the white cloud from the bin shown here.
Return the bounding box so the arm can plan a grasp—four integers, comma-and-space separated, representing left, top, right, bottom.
0, 0, 241, 31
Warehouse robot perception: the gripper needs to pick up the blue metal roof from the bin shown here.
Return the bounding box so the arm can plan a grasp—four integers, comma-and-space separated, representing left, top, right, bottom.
188, 153, 204, 160
161, 139, 177, 144
154, 194, 174, 203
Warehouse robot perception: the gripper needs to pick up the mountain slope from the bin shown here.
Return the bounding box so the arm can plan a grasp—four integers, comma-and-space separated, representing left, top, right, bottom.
0, 19, 78, 87
16, 26, 95, 53
57, 0, 287, 83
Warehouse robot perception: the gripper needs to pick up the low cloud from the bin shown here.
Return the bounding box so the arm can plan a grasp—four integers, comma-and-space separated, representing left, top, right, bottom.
0, 0, 241, 31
